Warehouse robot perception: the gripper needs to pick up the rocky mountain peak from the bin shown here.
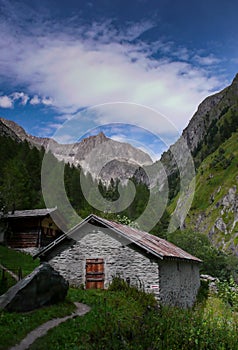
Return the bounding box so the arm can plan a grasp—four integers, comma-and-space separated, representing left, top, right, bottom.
0, 117, 28, 141
0, 117, 152, 182
0, 118, 21, 142
77, 131, 108, 152
160, 73, 238, 177
80, 131, 107, 144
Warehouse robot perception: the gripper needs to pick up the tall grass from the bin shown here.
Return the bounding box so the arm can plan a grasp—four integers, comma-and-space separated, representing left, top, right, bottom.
0, 285, 237, 350
28, 286, 238, 350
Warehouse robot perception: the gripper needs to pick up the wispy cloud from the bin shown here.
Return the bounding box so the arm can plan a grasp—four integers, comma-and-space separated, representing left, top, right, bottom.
193, 54, 221, 66
0, 3, 227, 135
11, 92, 29, 105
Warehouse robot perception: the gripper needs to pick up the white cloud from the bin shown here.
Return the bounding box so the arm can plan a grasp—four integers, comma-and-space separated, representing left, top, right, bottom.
0, 92, 48, 108
0, 95, 13, 108
0, 14, 226, 134
42, 97, 53, 106
0, 92, 53, 108
29, 95, 41, 105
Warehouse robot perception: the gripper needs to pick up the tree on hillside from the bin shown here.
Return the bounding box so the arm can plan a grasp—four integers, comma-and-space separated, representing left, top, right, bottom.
167, 229, 238, 280
0, 158, 32, 212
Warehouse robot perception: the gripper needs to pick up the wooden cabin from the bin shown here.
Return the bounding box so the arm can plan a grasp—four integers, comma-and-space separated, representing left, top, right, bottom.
4, 208, 64, 248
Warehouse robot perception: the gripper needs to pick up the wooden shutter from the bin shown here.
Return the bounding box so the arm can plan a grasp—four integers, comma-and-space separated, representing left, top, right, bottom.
85, 258, 104, 289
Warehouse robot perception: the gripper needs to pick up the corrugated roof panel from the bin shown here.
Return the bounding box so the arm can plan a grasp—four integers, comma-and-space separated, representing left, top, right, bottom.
7, 208, 57, 218
90, 215, 202, 262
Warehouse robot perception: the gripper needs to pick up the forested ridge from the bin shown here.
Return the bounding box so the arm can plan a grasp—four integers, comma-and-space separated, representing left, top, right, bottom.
0, 136, 44, 211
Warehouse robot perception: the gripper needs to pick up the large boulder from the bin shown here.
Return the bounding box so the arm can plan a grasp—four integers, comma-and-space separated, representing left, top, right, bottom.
0, 263, 69, 312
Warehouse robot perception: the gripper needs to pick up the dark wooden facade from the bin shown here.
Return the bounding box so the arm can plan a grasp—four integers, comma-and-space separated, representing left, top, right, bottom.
5, 208, 64, 248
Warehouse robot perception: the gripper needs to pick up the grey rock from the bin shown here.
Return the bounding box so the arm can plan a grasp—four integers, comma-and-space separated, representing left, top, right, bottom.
215, 217, 227, 233
200, 274, 218, 282
0, 263, 68, 312
221, 186, 237, 208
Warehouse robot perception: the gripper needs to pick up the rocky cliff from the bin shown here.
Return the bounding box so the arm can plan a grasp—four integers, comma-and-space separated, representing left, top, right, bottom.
160, 73, 238, 176
0, 119, 22, 142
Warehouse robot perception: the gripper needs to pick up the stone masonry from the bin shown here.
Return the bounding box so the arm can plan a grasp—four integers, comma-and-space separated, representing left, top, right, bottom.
159, 260, 200, 308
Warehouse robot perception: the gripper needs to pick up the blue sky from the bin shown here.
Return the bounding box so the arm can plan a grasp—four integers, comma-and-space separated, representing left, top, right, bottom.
0, 0, 237, 159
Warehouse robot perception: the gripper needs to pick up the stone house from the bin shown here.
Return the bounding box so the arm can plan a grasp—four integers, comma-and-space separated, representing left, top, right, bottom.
34, 214, 202, 307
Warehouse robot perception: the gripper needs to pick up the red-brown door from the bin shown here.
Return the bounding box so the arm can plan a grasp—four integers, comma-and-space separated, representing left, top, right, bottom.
85, 258, 105, 289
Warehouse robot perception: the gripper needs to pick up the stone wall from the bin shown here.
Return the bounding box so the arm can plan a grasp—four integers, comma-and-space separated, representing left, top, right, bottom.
159, 260, 200, 308
49, 224, 160, 299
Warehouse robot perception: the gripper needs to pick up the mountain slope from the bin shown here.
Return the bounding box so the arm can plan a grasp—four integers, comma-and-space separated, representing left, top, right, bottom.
0, 119, 22, 142
184, 131, 238, 254
161, 73, 238, 255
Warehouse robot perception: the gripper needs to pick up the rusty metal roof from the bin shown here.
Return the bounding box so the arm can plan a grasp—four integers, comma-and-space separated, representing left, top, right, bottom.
34, 214, 202, 263
88, 215, 201, 262
7, 208, 57, 218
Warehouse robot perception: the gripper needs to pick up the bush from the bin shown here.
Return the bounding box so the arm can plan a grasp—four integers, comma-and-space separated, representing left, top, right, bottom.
108, 275, 157, 309
196, 279, 209, 305
167, 229, 238, 280
108, 274, 129, 291
217, 277, 238, 311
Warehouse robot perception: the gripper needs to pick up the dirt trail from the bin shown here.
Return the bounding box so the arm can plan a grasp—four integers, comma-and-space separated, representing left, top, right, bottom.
9, 302, 90, 350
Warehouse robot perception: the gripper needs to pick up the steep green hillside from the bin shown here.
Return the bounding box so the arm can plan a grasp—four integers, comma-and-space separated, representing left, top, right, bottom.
185, 131, 238, 254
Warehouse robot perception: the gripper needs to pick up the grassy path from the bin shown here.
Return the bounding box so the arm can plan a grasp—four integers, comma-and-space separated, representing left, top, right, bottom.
9, 303, 90, 350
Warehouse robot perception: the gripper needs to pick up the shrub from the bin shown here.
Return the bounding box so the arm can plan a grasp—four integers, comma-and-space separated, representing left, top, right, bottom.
196, 279, 209, 305
217, 277, 238, 311
108, 275, 157, 310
